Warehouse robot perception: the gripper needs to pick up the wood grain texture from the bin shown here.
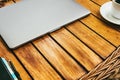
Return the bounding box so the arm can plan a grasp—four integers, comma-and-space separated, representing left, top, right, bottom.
76, 0, 100, 18
50, 28, 102, 71
92, 0, 110, 5
14, 43, 62, 80
77, 0, 120, 31
80, 46, 120, 80
1, 0, 118, 80
3, 1, 14, 6
33, 35, 86, 80
0, 38, 31, 80
3, 0, 20, 6
66, 21, 115, 59
81, 15, 120, 47
76, 0, 120, 47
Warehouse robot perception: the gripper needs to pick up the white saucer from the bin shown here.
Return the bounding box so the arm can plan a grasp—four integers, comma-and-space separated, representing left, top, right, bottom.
100, 1, 120, 25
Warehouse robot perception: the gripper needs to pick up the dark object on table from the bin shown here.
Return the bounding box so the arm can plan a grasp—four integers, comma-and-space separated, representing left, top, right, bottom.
116, 0, 120, 4
0, 57, 21, 80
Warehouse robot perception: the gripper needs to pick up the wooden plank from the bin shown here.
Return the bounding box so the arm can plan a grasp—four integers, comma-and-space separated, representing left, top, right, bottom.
33, 35, 86, 80
66, 21, 115, 58
76, 0, 101, 18
14, 43, 62, 80
3, 0, 20, 6
50, 28, 102, 71
4, 1, 14, 6
77, 0, 120, 30
76, 0, 120, 46
81, 15, 120, 47
0, 38, 31, 80
92, 0, 110, 5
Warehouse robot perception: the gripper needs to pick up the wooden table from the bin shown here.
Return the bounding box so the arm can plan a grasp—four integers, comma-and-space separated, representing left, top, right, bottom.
0, 0, 120, 80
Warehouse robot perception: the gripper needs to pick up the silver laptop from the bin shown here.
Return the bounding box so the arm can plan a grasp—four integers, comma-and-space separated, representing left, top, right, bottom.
0, 0, 90, 48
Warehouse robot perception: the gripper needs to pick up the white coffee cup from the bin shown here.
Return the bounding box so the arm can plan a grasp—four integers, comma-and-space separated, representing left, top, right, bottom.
111, 0, 120, 19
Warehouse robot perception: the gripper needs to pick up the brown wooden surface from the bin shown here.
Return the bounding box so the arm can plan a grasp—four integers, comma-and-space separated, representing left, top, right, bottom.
0, 0, 120, 80
50, 28, 102, 71
93, 0, 111, 5
0, 38, 31, 80
33, 35, 86, 79
14, 43, 62, 80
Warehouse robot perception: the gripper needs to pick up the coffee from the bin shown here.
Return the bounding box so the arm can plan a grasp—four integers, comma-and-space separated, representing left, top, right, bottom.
115, 0, 120, 4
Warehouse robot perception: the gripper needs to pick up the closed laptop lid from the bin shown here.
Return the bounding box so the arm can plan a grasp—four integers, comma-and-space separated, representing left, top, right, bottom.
0, 0, 90, 48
